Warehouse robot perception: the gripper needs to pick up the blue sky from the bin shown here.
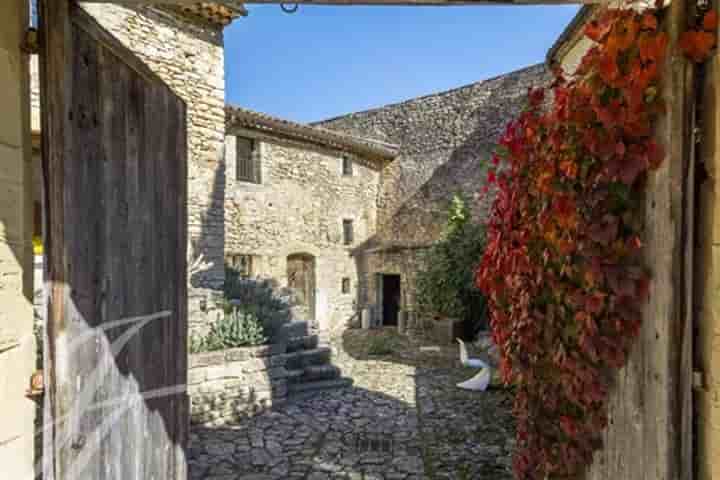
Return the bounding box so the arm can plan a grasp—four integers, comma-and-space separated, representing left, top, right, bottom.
224, 5, 580, 123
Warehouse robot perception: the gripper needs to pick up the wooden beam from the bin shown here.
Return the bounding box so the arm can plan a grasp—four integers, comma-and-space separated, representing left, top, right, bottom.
84, 0, 596, 5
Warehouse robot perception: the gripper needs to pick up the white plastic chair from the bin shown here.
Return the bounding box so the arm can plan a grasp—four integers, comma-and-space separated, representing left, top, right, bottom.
456, 338, 491, 391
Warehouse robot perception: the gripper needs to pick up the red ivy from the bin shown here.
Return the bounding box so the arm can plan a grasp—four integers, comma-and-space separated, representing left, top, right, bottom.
476, 7, 667, 479
679, 9, 718, 62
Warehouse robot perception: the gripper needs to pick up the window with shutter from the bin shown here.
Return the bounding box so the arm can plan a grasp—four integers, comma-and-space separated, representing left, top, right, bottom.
236, 137, 259, 183
343, 219, 354, 245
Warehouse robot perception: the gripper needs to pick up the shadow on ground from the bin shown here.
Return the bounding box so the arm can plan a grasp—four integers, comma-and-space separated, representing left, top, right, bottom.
188, 328, 515, 480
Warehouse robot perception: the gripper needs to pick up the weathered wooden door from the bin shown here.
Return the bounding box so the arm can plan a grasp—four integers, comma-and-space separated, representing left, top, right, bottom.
40, 2, 188, 479
287, 253, 316, 324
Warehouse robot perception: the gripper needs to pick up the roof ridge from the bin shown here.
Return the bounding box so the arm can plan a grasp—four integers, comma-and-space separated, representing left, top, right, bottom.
312, 63, 547, 125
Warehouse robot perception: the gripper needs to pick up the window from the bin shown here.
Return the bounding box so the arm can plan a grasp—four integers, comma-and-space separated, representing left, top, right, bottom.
227, 254, 254, 277
343, 219, 354, 246
236, 137, 260, 183
342, 277, 351, 294
342, 155, 353, 176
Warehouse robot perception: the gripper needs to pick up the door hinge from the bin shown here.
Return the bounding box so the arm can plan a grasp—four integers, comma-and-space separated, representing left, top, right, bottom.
693, 370, 707, 391
693, 126, 703, 146
22, 28, 38, 55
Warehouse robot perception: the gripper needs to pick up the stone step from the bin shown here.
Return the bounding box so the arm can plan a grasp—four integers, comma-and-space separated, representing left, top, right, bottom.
285, 334, 319, 353
287, 377, 354, 397
282, 347, 332, 370
276, 321, 310, 342
286, 364, 342, 384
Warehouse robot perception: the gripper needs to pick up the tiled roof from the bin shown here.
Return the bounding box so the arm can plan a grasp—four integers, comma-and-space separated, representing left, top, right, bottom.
226, 106, 400, 160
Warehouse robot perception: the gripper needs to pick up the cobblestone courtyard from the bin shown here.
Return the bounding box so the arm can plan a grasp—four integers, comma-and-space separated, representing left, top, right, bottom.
189, 330, 515, 480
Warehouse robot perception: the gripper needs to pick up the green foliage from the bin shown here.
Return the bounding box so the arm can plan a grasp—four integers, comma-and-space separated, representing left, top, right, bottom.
416, 195, 488, 332
366, 333, 400, 356
224, 265, 291, 341
190, 308, 267, 353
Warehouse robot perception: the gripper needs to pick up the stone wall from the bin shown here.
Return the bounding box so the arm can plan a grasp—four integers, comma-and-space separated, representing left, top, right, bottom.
224, 129, 383, 334
316, 64, 551, 246
317, 65, 549, 317
188, 344, 287, 425
31, 4, 229, 332
0, 0, 36, 477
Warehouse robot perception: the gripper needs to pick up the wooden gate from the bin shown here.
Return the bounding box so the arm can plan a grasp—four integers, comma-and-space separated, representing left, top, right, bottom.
39, 2, 188, 479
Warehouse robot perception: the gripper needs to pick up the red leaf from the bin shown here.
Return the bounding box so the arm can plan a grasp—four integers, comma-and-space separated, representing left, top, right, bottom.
641, 12, 658, 31
646, 140, 665, 168
560, 416, 579, 438
704, 10, 719, 32
639, 32, 668, 63
487, 169, 497, 184
585, 18, 613, 42
680, 30, 716, 63
588, 215, 619, 245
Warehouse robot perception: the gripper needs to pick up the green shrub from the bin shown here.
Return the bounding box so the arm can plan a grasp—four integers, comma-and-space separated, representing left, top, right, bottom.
416, 194, 488, 336
366, 334, 399, 356
190, 308, 267, 353
224, 266, 291, 341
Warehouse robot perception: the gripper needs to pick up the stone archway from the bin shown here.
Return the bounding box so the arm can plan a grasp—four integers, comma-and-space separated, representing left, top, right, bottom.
287, 253, 316, 327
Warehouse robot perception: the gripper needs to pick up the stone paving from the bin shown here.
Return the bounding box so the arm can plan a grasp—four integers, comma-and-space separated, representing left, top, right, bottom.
188, 329, 515, 480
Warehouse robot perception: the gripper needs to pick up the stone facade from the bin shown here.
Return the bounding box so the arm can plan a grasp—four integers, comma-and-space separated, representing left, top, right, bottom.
224, 127, 384, 334
31, 3, 233, 332
188, 344, 288, 426
0, 1, 36, 477
317, 64, 550, 315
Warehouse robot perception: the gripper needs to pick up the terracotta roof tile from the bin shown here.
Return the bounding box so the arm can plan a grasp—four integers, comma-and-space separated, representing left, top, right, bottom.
226, 105, 400, 160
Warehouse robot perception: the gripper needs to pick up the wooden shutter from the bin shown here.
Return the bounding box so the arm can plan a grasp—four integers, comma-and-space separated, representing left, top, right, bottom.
236, 137, 259, 183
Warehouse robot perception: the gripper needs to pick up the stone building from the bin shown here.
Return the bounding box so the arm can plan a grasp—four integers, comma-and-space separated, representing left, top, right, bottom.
316, 64, 550, 327
29, 2, 246, 333
224, 65, 549, 334
224, 106, 398, 334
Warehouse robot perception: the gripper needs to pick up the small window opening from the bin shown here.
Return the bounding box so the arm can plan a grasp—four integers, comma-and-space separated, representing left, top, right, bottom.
342, 277, 351, 294
342, 219, 354, 246
342, 155, 353, 176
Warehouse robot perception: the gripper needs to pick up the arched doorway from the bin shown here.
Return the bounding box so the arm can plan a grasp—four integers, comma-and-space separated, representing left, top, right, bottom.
287, 253, 316, 327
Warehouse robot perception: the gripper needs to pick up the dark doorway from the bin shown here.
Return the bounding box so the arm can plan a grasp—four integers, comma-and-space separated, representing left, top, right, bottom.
381, 274, 401, 326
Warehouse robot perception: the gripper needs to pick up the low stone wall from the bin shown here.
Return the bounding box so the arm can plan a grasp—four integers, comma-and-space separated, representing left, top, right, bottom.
188, 344, 288, 425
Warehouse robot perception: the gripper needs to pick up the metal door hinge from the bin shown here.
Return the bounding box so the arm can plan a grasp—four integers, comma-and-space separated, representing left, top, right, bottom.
693, 126, 703, 146
22, 28, 38, 55
693, 370, 707, 391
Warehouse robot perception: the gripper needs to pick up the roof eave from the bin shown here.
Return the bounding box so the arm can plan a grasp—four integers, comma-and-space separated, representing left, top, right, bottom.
226, 106, 399, 160
545, 5, 597, 67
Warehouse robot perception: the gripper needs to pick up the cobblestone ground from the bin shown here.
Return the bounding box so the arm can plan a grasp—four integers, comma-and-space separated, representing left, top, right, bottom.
189, 329, 515, 480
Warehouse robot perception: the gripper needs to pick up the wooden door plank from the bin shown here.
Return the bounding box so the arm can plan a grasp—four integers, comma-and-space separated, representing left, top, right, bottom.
582, 1, 695, 478
40, 1, 189, 479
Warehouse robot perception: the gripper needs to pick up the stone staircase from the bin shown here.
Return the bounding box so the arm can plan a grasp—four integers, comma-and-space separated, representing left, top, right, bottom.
277, 321, 353, 398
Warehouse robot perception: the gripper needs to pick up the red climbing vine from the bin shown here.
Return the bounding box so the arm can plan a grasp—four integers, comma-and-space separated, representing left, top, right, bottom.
476, 6, 670, 479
